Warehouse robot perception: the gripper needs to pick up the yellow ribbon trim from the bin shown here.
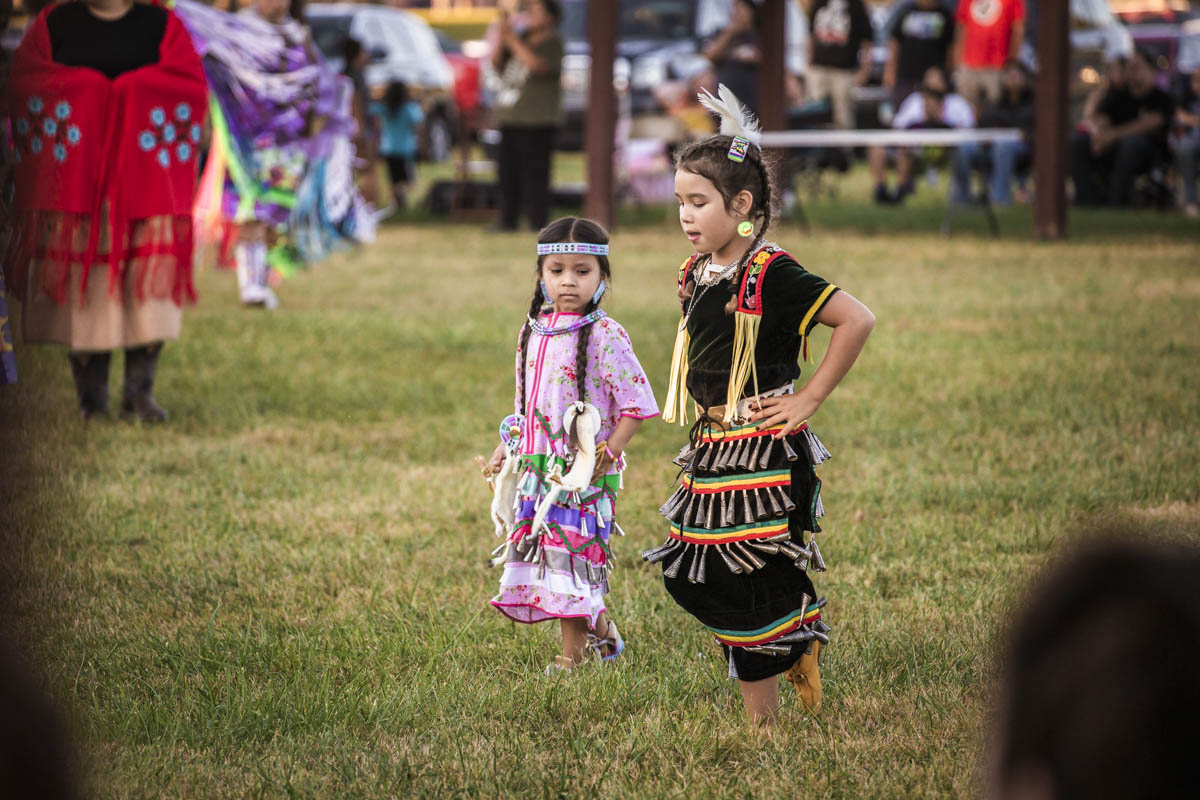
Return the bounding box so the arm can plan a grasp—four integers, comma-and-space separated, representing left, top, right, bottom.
662, 316, 691, 425
798, 284, 838, 364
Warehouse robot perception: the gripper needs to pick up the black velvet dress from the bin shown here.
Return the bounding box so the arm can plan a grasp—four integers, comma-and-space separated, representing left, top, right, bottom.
644, 245, 840, 682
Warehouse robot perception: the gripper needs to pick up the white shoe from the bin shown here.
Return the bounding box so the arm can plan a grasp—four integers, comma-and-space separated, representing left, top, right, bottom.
240, 285, 279, 310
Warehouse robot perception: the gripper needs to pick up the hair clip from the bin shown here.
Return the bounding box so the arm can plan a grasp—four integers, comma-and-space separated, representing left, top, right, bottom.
727, 136, 750, 163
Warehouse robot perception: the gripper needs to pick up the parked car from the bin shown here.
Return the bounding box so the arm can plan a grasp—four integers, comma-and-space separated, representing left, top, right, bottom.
307, 3, 458, 161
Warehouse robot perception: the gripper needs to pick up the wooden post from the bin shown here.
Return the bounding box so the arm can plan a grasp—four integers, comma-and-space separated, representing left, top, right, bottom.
756, 0, 786, 135
1034, 0, 1069, 239
757, 0, 787, 203
584, 0, 617, 229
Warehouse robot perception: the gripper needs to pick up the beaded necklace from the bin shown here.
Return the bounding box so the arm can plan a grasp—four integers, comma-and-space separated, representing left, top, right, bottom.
526, 308, 607, 336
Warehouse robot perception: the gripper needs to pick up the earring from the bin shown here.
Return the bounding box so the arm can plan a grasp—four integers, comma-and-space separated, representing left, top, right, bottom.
737, 220, 755, 237
539, 281, 554, 309
591, 280, 607, 305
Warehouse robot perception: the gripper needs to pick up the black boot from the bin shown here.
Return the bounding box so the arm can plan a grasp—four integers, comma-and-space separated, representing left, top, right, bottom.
120, 344, 168, 423
68, 351, 112, 420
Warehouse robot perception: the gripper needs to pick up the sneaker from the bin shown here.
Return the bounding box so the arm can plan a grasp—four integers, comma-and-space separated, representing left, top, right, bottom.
872, 182, 891, 205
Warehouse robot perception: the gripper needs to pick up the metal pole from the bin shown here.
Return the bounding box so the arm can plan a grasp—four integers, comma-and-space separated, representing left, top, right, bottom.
584, 0, 617, 229
1033, 0, 1069, 239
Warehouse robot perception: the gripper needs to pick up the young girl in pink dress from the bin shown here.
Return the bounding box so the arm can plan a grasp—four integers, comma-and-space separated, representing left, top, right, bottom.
486, 217, 659, 673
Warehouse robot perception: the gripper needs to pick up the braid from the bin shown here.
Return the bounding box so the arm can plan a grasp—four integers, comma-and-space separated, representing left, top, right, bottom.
747, 147, 776, 235
574, 300, 595, 404
517, 288, 544, 414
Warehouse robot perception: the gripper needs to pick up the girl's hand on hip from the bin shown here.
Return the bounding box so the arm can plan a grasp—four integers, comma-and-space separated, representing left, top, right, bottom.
750, 392, 820, 439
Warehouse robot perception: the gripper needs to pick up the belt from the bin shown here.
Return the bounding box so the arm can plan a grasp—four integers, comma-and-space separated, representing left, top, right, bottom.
695, 384, 793, 427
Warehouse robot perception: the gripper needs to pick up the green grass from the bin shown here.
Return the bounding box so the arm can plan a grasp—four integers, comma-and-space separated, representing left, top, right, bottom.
2, 210, 1199, 798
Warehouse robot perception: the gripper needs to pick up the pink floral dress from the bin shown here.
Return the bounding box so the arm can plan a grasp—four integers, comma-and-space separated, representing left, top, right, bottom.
490, 310, 659, 628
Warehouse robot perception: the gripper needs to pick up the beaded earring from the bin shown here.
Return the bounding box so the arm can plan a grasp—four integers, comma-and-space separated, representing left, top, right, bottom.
591, 280, 607, 305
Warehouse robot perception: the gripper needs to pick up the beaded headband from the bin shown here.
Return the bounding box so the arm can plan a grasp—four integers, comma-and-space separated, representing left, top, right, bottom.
727, 136, 750, 163
536, 242, 610, 256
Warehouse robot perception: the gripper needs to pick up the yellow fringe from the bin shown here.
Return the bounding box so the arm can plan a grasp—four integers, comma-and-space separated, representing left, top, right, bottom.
724, 312, 762, 422
662, 317, 691, 425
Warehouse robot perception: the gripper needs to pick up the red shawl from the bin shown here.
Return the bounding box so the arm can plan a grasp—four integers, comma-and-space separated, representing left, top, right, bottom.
7, 4, 209, 306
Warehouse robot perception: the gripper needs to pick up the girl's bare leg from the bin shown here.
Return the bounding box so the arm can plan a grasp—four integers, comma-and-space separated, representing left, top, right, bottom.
560, 617, 590, 665
739, 676, 780, 726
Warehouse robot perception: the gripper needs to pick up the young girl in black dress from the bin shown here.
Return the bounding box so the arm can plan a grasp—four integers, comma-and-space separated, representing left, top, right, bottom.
644, 85, 875, 725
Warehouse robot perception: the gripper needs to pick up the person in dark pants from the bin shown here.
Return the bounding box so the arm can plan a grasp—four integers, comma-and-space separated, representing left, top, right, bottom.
492, 0, 563, 232
1069, 47, 1173, 207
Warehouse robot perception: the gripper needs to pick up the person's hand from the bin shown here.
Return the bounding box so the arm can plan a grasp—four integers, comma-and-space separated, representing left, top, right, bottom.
486, 442, 507, 476
749, 391, 821, 439
591, 441, 617, 485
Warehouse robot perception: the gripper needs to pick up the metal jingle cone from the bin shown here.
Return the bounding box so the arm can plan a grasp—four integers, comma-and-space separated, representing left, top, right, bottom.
685, 496, 702, 527
745, 644, 791, 656
642, 540, 678, 563
717, 544, 744, 574
766, 531, 792, 543
778, 542, 803, 560
727, 545, 755, 573
748, 540, 781, 554
779, 486, 797, 513
704, 494, 717, 529
720, 492, 735, 527
738, 489, 755, 525
745, 489, 760, 521
781, 436, 799, 462
812, 630, 830, 645
811, 537, 827, 571
730, 438, 747, 471
663, 545, 688, 579
659, 486, 684, 517
715, 440, 735, 472
814, 493, 825, 518
814, 620, 831, 634
796, 555, 810, 572
735, 541, 767, 570
746, 436, 763, 471
798, 593, 811, 616
699, 441, 718, 472
765, 488, 785, 517
695, 546, 707, 583
687, 545, 701, 583
757, 436, 774, 470
774, 628, 815, 643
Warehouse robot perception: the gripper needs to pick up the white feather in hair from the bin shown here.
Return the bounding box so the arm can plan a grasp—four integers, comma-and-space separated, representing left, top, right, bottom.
697, 83, 762, 147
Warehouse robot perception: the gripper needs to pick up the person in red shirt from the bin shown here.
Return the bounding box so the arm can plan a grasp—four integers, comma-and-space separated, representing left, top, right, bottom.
952, 0, 1025, 110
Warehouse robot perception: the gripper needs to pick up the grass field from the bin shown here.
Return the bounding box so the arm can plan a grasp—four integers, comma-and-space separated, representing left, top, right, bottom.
2, 204, 1199, 798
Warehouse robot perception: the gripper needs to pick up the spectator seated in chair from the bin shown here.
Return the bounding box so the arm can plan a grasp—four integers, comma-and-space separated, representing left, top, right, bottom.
951, 58, 1033, 206
1068, 47, 1174, 207
1170, 66, 1200, 218
869, 65, 975, 204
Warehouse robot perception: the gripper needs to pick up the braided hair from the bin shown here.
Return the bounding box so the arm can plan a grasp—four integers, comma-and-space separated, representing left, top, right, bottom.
516, 217, 613, 416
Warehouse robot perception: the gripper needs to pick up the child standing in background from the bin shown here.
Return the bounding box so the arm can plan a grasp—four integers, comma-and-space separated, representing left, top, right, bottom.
370, 81, 424, 211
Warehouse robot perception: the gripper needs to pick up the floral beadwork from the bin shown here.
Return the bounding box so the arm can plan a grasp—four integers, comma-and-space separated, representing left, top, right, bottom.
13, 96, 81, 163
140, 103, 198, 168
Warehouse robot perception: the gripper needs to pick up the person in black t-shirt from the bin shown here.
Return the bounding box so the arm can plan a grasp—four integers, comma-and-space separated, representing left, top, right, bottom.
884, 0, 956, 111
807, 0, 873, 131
1068, 48, 1174, 207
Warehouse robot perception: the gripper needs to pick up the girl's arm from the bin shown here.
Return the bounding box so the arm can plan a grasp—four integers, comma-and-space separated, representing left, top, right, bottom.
503, 31, 552, 76
750, 290, 875, 438
592, 416, 643, 482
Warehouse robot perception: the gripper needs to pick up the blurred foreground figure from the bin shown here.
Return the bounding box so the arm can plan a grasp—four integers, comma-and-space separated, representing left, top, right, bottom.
178, 0, 375, 310
6, 0, 208, 421
993, 532, 1200, 799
